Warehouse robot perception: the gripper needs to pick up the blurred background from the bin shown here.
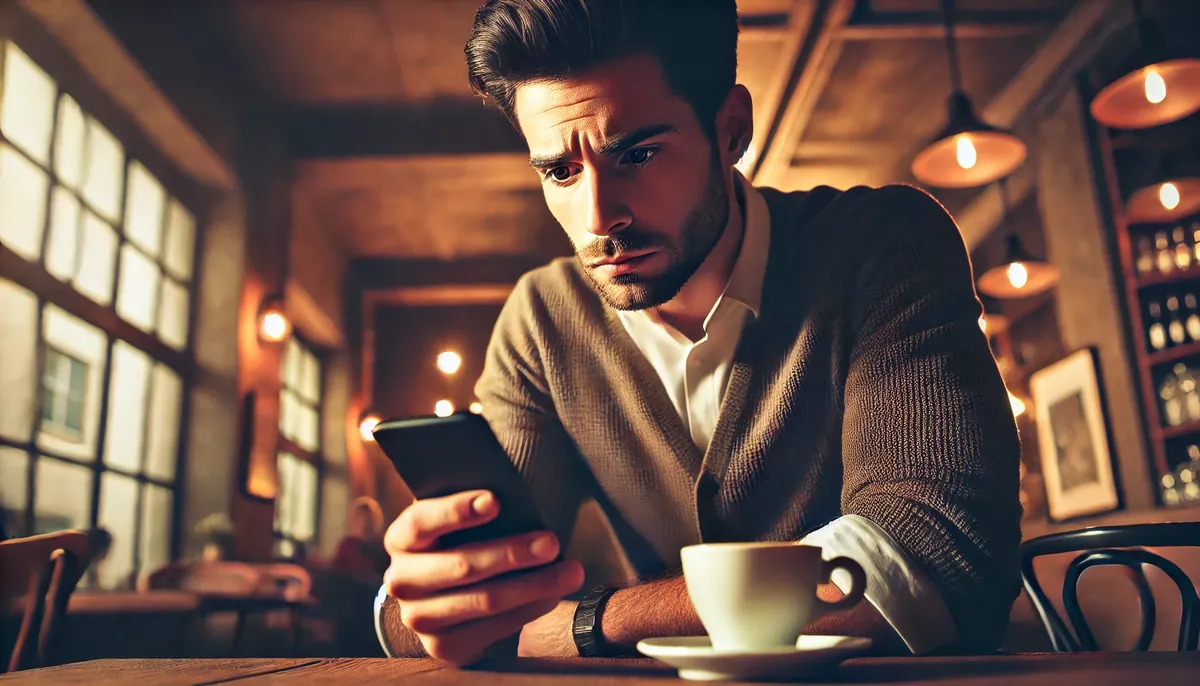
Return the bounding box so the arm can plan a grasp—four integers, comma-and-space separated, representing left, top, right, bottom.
1, 0, 1199, 664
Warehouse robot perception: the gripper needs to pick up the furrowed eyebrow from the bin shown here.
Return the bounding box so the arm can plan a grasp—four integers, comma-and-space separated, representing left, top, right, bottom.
528, 124, 677, 170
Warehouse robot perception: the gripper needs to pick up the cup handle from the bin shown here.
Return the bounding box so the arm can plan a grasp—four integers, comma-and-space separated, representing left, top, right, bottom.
815, 556, 867, 613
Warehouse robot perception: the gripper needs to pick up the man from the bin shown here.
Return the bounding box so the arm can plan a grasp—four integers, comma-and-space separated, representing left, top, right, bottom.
377, 0, 1021, 667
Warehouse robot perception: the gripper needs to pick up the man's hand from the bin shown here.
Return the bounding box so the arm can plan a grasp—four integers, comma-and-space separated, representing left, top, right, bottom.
383, 489, 585, 666
518, 600, 580, 657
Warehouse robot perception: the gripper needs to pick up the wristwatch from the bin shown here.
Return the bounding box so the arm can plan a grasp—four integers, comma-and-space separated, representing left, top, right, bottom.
572, 586, 619, 657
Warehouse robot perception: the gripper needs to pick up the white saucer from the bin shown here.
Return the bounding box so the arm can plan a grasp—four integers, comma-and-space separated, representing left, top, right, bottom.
636, 635, 872, 682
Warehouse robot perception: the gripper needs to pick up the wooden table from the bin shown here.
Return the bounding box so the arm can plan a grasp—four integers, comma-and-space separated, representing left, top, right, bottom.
2, 652, 1197, 684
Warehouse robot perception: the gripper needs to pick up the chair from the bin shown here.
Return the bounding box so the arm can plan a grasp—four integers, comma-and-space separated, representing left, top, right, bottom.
0, 530, 89, 672
1020, 522, 1200, 652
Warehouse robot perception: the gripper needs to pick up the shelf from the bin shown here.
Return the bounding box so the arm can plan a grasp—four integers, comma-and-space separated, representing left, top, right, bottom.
1146, 340, 1200, 367
1159, 421, 1200, 440
1135, 269, 1200, 289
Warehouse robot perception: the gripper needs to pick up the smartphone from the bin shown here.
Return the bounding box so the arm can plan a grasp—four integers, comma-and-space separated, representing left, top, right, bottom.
372, 412, 552, 551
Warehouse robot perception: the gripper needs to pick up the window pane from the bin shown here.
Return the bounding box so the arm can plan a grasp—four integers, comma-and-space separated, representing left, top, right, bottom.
139, 484, 172, 581
34, 457, 91, 534
283, 338, 301, 390
54, 94, 86, 190
0, 279, 38, 443
45, 186, 80, 281
144, 363, 181, 482
279, 389, 297, 444
82, 118, 123, 222
75, 211, 118, 306
0, 144, 50, 261
97, 472, 138, 589
0, 43, 55, 165
124, 161, 164, 258
41, 346, 87, 440
300, 350, 320, 405
163, 200, 195, 280
103, 341, 150, 474
275, 452, 296, 535
39, 305, 107, 461
116, 244, 160, 332
0, 447, 30, 536
157, 277, 189, 351
293, 459, 317, 542
298, 403, 319, 453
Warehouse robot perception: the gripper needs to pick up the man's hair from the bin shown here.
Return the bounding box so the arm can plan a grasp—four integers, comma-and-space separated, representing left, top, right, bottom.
465, 0, 739, 139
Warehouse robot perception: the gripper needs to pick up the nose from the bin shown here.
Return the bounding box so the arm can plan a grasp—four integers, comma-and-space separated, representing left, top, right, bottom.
581, 169, 633, 238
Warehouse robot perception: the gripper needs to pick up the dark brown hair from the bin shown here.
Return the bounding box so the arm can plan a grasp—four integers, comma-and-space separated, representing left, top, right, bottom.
465, 0, 739, 139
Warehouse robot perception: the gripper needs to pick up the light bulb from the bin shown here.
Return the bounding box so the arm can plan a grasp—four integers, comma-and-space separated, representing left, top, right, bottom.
735, 143, 757, 174
1007, 262, 1029, 289
434, 400, 454, 417
1009, 391, 1025, 418
358, 414, 381, 441
955, 135, 977, 170
260, 312, 288, 342
436, 351, 462, 375
1144, 68, 1167, 104
1160, 182, 1181, 211
469, 402, 483, 414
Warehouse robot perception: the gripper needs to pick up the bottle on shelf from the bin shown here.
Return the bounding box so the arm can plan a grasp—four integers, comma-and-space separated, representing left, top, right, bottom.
1156, 230, 1175, 274
1167, 296, 1187, 345
1174, 226, 1192, 271
1160, 370, 1184, 426
1147, 300, 1168, 351
1136, 236, 1156, 275
1186, 293, 1200, 342
1176, 363, 1200, 422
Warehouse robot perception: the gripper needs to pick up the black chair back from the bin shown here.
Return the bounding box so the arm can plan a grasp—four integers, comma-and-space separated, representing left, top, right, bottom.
1020, 522, 1200, 652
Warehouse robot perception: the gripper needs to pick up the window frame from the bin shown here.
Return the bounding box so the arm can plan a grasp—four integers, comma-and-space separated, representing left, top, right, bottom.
274, 333, 326, 558
0, 22, 208, 586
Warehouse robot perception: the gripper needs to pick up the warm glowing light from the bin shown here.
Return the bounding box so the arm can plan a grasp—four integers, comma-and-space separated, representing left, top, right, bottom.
978, 316, 987, 333
735, 143, 757, 174
436, 351, 462, 375
1160, 182, 1181, 211
955, 135, 977, 170
358, 414, 381, 442
434, 400, 454, 417
1009, 391, 1026, 418
258, 305, 291, 343
469, 402, 483, 414
1006, 262, 1029, 289
1144, 68, 1167, 104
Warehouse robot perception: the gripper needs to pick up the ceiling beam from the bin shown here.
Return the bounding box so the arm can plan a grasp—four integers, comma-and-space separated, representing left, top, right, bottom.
954, 0, 1127, 249
751, 0, 856, 186
286, 101, 526, 159
838, 20, 1049, 41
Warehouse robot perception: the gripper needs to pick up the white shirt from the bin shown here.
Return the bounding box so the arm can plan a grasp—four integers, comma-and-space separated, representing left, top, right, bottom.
616, 171, 957, 655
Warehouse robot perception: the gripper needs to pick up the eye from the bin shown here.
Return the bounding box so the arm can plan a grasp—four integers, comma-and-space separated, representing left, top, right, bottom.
544, 166, 578, 185
623, 146, 658, 166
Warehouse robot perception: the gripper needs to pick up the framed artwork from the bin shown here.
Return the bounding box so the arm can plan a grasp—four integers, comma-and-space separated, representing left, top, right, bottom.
1029, 348, 1120, 521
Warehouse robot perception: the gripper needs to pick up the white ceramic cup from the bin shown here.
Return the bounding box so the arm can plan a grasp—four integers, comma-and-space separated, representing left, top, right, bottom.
680, 542, 867, 652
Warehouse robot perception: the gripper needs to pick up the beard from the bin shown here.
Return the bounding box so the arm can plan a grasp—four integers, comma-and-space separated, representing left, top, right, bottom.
575, 160, 730, 311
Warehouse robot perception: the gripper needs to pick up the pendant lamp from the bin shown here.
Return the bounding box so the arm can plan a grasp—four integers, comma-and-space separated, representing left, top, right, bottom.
1090, 0, 1200, 130
1125, 153, 1200, 224
911, 0, 1027, 189
977, 178, 1060, 299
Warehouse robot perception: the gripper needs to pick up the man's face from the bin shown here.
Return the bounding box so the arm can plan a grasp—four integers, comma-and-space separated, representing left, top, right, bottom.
513, 54, 734, 310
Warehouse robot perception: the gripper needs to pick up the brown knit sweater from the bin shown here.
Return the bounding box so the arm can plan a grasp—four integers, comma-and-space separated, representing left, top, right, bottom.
473, 183, 1023, 652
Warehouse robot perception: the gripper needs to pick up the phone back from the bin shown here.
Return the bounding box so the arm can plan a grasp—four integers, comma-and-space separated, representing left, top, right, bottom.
372, 412, 547, 549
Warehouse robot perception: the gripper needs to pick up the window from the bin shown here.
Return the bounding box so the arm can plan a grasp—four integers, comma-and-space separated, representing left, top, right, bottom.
0, 40, 197, 588
275, 337, 322, 558
41, 346, 88, 439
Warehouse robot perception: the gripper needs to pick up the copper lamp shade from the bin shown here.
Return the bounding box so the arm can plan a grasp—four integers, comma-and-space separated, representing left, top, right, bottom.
912, 93, 1028, 189
1126, 177, 1200, 224
1091, 58, 1200, 130
978, 235, 1060, 300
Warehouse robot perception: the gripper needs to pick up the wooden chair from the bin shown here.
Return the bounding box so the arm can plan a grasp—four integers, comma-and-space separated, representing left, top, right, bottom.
1020, 522, 1200, 652
0, 530, 89, 672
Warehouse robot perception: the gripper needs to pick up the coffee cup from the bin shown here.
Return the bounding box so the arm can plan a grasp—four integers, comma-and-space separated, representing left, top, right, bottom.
680, 542, 867, 652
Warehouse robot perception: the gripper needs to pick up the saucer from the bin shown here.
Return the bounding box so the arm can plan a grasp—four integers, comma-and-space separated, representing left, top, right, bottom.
636, 635, 872, 682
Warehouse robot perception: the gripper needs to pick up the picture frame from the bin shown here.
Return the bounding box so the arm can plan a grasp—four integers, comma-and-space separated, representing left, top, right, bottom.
1029, 348, 1121, 521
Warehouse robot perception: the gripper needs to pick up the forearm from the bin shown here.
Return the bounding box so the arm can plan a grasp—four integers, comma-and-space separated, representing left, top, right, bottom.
598, 575, 905, 655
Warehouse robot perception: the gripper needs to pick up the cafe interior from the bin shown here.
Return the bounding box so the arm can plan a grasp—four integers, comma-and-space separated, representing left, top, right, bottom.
1, 0, 1200, 672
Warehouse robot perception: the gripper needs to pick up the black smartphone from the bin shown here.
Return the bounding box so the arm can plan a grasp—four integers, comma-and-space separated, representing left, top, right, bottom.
372, 412, 551, 551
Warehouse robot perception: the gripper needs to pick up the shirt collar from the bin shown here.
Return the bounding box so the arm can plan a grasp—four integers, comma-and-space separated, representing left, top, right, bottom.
722, 170, 771, 320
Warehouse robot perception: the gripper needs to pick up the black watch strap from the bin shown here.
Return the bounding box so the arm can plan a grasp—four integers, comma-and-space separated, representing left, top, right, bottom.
572, 586, 619, 657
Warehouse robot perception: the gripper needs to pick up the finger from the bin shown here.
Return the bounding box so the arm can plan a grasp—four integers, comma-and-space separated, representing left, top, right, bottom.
420, 598, 560, 667
385, 530, 560, 598
385, 490, 499, 553
402, 560, 583, 634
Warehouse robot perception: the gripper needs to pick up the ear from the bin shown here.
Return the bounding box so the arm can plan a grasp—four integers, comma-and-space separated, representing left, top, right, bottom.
716, 84, 754, 169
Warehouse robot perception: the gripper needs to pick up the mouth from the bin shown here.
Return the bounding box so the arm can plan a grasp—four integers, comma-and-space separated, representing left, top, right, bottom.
590, 249, 656, 268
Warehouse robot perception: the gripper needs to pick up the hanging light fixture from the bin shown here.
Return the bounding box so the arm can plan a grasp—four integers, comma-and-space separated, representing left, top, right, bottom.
978, 295, 1010, 338
1125, 152, 1200, 224
977, 178, 1060, 299
1090, 0, 1200, 130
911, 0, 1027, 189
